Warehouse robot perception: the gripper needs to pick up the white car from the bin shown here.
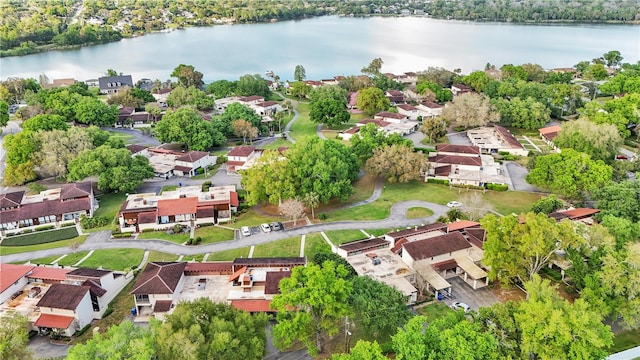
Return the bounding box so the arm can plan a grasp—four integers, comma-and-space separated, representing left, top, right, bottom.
451, 302, 471, 313
447, 201, 463, 208
241, 226, 251, 237
260, 223, 272, 233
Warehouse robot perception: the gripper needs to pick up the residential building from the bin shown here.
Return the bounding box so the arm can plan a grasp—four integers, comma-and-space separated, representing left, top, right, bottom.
548, 208, 600, 225
416, 101, 443, 118
42, 78, 77, 90
467, 125, 529, 156
0, 264, 33, 304
131, 262, 187, 319
451, 84, 472, 96
396, 104, 420, 120
143, 148, 216, 178
386, 90, 405, 105
426, 144, 505, 187
226, 146, 263, 172
373, 112, 419, 135
539, 125, 561, 152
35, 283, 93, 336
117, 185, 239, 233
126, 144, 149, 157
64, 268, 129, 318
98, 75, 134, 94
0, 182, 97, 238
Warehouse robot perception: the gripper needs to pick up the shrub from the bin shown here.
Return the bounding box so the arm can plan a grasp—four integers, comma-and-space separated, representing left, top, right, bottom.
1, 227, 79, 246
202, 181, 212, 192
427, 178, 450, 185
61, 222, 76, 228
486, 183, 508, 191
80, 215, 110, 229
216, 155, 228, 165
195, 236, 202, 244
235, 140, 243, 145
35, 225, 55, 231
141, 228, 155, 233
75, 324, 92, 337
187, 238, 194, 245
196, 167, 204, 175
198, 223, 214, 227
451, 183, 485, 190
318, 213, 328, 220
173, 224, 182, 233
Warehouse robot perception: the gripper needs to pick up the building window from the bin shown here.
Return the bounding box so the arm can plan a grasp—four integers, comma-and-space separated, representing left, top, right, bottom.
159, 216, 169, 224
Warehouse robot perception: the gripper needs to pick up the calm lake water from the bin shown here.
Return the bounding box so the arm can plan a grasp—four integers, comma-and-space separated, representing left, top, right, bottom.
1, 16, 638, 82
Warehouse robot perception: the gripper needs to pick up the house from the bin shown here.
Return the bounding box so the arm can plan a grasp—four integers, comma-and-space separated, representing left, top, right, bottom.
375, 111, 408, 123
131, 262, 187, 319
384, 223, 448, 248
373, 111, 418, 135
0, 264, 34, 304
451, 84, 472, 96
253, 101, 279, 116
0, 182, 97, 238
539, 125, 561, 151
152, 87, 173, 103
98, 75, 134, 94
173, 151, 215, 177
416, 101, 443, 118
42, 78, 77, 90
126, 144, 149, 157
338, 126, 362, 141
117, 185, 239, 233
425, 144, 504, 187
467, 125, 529, 156
144, 148, 216, 178
548, 208, 600, 225
386, 90, 405, 105
238, 96, 265, 105
396, 104, 420, 120
226, 146, 263, 172
35, 284, 93, 336
64, 268, 128, 318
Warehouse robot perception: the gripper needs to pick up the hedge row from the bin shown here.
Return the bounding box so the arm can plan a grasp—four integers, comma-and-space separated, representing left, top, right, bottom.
427, 178, 450, 185
2, 227, 79, 246
486, 183, 509, 191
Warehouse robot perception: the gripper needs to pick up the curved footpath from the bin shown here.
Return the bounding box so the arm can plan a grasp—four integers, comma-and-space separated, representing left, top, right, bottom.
2, 200, 448, 263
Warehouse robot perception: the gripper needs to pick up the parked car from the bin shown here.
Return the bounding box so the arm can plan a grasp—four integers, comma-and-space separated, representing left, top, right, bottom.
451, 302, 471, 313
260, 223, 272, 233
447, 201, 463, 208
241, 226, 251, 237
270, 222, 283, 231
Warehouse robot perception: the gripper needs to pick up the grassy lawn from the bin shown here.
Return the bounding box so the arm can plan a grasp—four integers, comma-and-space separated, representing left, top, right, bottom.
80, 249, 145, 271
71, 280, 135, 345
87, 192, 127, 232
160, 185, 178, 194
230, 209, 279, 229
316, 173, 376, 214
324, 229, 367, 245
25, 255, 61, 265
0, 235, 87, 255
137, 230, 190, 244
288, 102, 317, 142
189, 165, 220, 180
253, 236, 301, 258
611, 328, 640, 354
184, 253, 208, 262
366, 228, 391, 237
207, 247, 251, 261
416, 302, 454, 322
58, 251, 91, 266
260, 137, 294, 150
147, 251, 180, 262
196, 226, 235, 244
304, 233, 330, 259
407, 207, 435, 219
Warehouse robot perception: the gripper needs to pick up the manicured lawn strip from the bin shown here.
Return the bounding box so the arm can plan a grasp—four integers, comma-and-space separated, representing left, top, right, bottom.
190, 164, 221, 180
288, 102, 317, 141
407, 207, 435, 219
482, 189, 543, 216
0, 235, 87, 255
57, 251, 90, 266
366, 228, 391, 237
207, 247, 251, 261
260, 138, 294, 150
416, 302, 454, 322
80, 249, 145, 271
195, 226, 235, 244
147, 251, 180, 263
230, 209, 279, 229
26, 255, 61, 265
253, 237, 301, 258
71, 280, 135, 345
185, 253, 207, 262
160, 185, 178, 194
611, 328, 640, 354
2, 227, 79, 246
88, 192, 127, 232
304, 233, 330, 259
137, 230, 190, 244
324, 230, 367, 245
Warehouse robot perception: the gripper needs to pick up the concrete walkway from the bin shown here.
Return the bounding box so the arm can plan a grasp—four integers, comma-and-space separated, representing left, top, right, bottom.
278, 93, 300, 144
73, 249, 94, 266
607, 346, 640, 360
521, 135, 541, 152
342, 177, 384, 208
299, 235, 306, 257
2, 200, 449, 263
316, 124, 328, 140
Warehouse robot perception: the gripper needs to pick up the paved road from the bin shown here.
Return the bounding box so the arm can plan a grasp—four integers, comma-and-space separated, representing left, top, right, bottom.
504, 162, 541, 192
136, 167, 242, 194
4, 200, 448, 263
279, 93, 300, 144
105, 127, 160, 147
316, 124, 328, 140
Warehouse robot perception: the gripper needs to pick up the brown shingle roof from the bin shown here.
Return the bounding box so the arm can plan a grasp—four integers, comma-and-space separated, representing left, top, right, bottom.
553, 208, 600, 220
82, 279, 107, 297
397, 104, 417, 111
357, 119, 390, 127
37, 283, 90, 310
494, 125, 524, 149
176, 151, 209, 163
0, 198, 91, 223
126, 144, 148, 155
375, 111, 407, 120
60, 182, 92, 200
157, 197, 198, 216
435, 144, 480, 155
239, 96, 264, 102
264, 271, 291, 294
67, 268, 111, 279
420, 101, 443, 109
228, 146, 256, 157
387, 223, 447, 240
429, 154, 482, 167
402, 231, 471, 261
391, 238, 408, 254
434, 165, 451, 176
184, 262, 233, 273
131, 262, 187, 295
154, 300, 173, 312
338, 238, 389, 253
0, 191, 24, 208
232, 257, 306, 268
138, 211, 157, 224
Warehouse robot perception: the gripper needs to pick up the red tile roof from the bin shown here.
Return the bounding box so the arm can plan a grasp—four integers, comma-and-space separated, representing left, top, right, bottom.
184, 262, 233, 273
157, 197, 198, 216
436, 144, 480, 155
397, 104, 417, 111
255, 101, 278, 107
60, 182, 93, 200
0, 191, 24, 208
375, 111, 407, 120
539, 126, 562, 135
344, 127, 360, 135
386, 90, 404, 96
557, 208, 600, 219
494, 125, 524, 149
230, 191, 239, 207
228, 146, 256, 157
37, 284, 90, 310
429, 154, 482, 167
391, 238, 408, 254
0, 264, 34, 293
28, 267, 70, 282
231, 299, 273, 312
176, 151, 209, 163
357, 119, 390, 127
402, 231, 472, 261
131, 262, 187, 295
35, 314, 74, 329
228, 266, 247, 282
421, 101, 443, 109
447, 220, 481, 232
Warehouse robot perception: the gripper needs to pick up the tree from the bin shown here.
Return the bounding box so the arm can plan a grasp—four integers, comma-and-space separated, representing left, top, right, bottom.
279, 198, 305, 222
166, 86, 215, 110
350, 123, 412, 165
289, 81, 311, 99
530, 194, 564, 214
302, 192, 320, 219
217, 102, 264, 136
592, 180, 640, 223
331, 340, 386, 360
145, 103, 162, 122
33, 127, 93, 178
526, 149, 613, 200
441, 92, 499, 129
0, 312, 33, 360
154, 107, 225, 150
476, 302, 521, 359
500, 64, 527, 81
0, 100, 8, 127
106, 69, 119, 76
417, 67, 456, 87
73, 97, 118, 126
154, 298, 268, 360
236, 74, 270, 98
66, 321, 154, 360
420, 117, 449, 142
106, 87, 145, 108
171, 64, 204, 88
521, 63, 547, 82
459, 191, 494, 221
294, 65, 306, 81
271, 261, 352, 356
494, 97, 550, 130
392, 315, 429, 360
603, 50, 623, 67
553, 119, 622, 163
365, 144, 428, 183
2, 131, 38, 185
21, 114, 69, 132
584, 63, 609, 81
206, 79, 237, 98
361, 57, 383, 75
356, 87, 390, 116
516, 275, 613, 360
462, 71, 491, 92
232, 119, 258, 144
309, 86, 350, 126
480, 212, 583, 285
348, 276, 411, 337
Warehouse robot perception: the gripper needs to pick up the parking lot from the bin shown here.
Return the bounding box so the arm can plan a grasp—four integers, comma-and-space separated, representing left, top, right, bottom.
241, 222, 285, 238
445, 277, 499, 312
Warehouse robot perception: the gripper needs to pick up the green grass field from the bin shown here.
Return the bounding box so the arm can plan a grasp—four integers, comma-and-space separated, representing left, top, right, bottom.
365, 229, 391, 237
288, 102, 316, 142
407, 207, 435, 219
0, 235, 88, 255
57, 251, 91, 266
147, 251, 180, 263
324, 229, 367, 245
416, 302, 454, 322
207, 247, 251, 261
230, 209, 279, 229
80, 249, 145, 271
260, 138, 294, 150
25, 254, 61, 265
253, 236, 301, 258
304, 233, 331, 259
611, 328, 640, 354
184, 253, 208, 262
137, 230, 190, 244
87, 192, 127, 232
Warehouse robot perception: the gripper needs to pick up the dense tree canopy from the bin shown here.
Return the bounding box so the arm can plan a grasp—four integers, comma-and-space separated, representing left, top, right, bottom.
350, 123, 412, 165
215, 102, 264, 136
294, 65, 306, 81
0, 312, 32, 360
33, 127, 94, 178
494, 96, 550, 130
592, 181, 640, 223
73, 97, 119, 126
366, 144, 429, 183
441, 92, 499, 129
67, 321, 154, 360
166, 86, 215, 110
309, 85, 350, 126
206, 79, 237, 98
154, 107, 225, 150
356, 87, 391, 116
0, 100, 8, 127
416, 80, 453, 103
236, 74, 270, 98
171, 64, 204, 88
21, 114, 69, 132
553, 118, 622, 163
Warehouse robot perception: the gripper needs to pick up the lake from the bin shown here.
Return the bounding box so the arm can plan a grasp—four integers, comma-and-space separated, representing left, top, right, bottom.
0, 16, 638, 82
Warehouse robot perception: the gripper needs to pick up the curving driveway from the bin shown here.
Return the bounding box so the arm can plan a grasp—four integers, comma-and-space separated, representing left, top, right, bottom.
2, 200, 448, 263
